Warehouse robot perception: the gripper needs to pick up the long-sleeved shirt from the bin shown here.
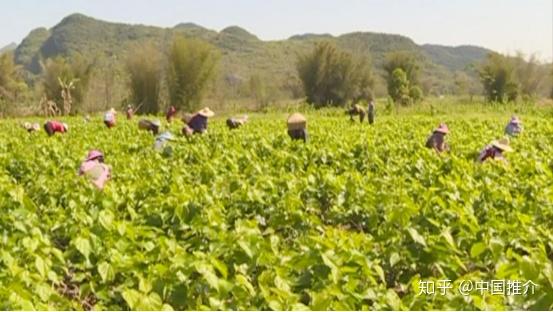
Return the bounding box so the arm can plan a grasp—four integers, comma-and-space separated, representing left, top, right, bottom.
166, 106, 177, 121
126, 108, 134, 120
79, 160, 111, 189
188, 114, 208, 133
367, 103, 375, 124
425, 132, 449, 152
478, 145, 505, 163
288, 128, 308, 142
505, 123, 522, 136
104, 112, 115, 123
349, 105, 366, 122
49, 121, 66, 133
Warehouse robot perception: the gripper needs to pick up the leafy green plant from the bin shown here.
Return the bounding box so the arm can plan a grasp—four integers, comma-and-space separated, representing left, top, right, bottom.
0, 109, 552, 310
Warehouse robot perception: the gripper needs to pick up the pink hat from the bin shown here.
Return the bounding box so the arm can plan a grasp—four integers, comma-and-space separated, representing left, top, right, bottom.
510, 116, 521, 124
86, 150, 104, 161
434, 123, 449, 134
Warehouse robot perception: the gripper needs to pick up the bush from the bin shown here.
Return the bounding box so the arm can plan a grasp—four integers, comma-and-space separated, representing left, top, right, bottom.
479, 52, 518, 103
126, 44, 162, 114
41, 54, 93, 114
167, 37, 219, 112
384, 51, 422, 105
297, 41, 374, 108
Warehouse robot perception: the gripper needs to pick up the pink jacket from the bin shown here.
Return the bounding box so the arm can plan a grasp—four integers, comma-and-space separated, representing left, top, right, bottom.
79, 160, 111, 189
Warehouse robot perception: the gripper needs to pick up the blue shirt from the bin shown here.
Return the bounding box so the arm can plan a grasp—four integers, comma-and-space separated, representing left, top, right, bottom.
188, 115, 208, 133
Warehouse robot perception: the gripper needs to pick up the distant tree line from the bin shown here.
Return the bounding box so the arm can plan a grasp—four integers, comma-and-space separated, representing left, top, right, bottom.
296, 42, 551, 107
0, 37, 552, 116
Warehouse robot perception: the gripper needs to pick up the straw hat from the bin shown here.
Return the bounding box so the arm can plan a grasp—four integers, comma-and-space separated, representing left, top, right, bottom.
109, 108, 116, 114
62, 123, 69, 131
434, 123, 449, 134
287, 113, 307, 131
491, 137, 513, 152
32, 123, 40, 131
152, 120, 161, 127
23, 122, 31, 129
197, 107, 215, 118
86, 150, 104, 161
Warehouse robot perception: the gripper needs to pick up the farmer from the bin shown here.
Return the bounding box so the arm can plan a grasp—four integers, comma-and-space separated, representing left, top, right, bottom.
287, 113, 308, 142
367, 100, 375, 124
505, 116, 522, 136
478, 138, 513, 163
154, 131, 175, 156
182, 107, 215, 136
348, 104, 366, 123
126, 105, 134, 120
22, 122, 40, 133
166, 105, 177, 123
78, 150, 111, 189
138, 119, 161, 135
104, 108, 116, 128
425, 123, 450, 153
44, 120, 68, 136
226, 115, 248, 130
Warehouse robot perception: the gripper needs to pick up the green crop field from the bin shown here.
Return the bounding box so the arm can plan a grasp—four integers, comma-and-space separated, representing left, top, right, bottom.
0, 108, 552, 310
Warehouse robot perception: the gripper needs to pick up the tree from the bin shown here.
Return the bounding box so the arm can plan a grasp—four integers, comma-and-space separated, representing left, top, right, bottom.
513, 52, 544, 100
167, 37, 220, 112
126, 44, 162, 114
479, 53, 518, 103
0, 52, 26, 102
388, 68, 410, 105
384, 51, 422, 104
297, 41, 374, 107
249, 74, 269, 109
384, 51, 420, 85
41, 54, 93, 114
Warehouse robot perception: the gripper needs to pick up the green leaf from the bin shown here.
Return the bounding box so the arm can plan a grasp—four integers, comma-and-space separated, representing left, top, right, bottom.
122, 289, 141, 310
470, 242, 487, 258
98, 261, 114, 282
73, 236, 91, 259
407, 228, 427, 247
210, 257, 228, 279
34, 256, 47, 278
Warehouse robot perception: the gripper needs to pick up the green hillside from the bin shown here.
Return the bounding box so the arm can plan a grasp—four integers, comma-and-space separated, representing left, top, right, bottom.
13, 13, 492, 105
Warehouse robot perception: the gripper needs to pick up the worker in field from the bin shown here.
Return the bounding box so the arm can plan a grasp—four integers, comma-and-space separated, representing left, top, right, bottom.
182, 107, 215, 136
505, 116, 522, 136
478, 137, 513, 163
126, 105, 134, 120
348, 104, 366, 123
44, 120, 68, 136
78, 150, 111, 190
287, 113, 308, 142
425, 123, 450, 153
226, 115, 248, 130
154, 131, 175, 156
138, 119, 161, 135
166, 105, 177, 123
367, 100, 375, 124
104, 108, 117, 128
22, 122, 40, 133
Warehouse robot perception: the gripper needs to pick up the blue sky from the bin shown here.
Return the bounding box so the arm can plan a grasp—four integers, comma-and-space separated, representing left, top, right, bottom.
1, 0, 552, 61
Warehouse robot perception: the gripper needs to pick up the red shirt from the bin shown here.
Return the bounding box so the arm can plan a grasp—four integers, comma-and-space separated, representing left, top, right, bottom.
50, 121, 66, 133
